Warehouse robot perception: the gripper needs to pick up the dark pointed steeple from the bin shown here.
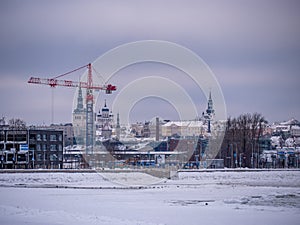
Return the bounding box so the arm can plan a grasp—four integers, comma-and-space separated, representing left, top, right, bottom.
74, 86, 84, 113
206, 90, 214, 116
102, 99, 109, 115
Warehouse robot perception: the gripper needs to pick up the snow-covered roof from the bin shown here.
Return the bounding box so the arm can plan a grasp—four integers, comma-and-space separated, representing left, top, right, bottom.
291, 125, 300, 130
280, 118, 300, 126
162, 120, 205, 128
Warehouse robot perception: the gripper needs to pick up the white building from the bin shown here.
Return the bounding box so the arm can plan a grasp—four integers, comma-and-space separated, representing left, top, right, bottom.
291, 125, 300, 137
162, 120, 207, 137
271, 118, 300, 137
162, 91, 215, 137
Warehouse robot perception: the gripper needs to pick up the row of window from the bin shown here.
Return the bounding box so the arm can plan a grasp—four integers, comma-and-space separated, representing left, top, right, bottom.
36, 153, 63, 162
0, 134, 27, 142
35, 134, 62, 142
1, 133, 63, 142
36, 144, 62, 151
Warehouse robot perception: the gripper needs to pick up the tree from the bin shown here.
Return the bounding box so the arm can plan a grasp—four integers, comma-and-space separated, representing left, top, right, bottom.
220, 113, 268, 168
8, 118, 26, 129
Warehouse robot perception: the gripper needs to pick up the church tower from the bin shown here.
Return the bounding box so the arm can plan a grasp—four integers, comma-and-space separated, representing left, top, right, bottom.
205, 90, 215, 133
96, 100, 114, 140
206, 90, 215, 118
73, 87, 86, 144
76, 86, 83, 111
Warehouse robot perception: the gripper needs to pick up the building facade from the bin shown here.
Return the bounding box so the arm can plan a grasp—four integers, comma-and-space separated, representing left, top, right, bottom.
48, 123, 74, 147
0, 126, 63, 169
96, 100, 114, 140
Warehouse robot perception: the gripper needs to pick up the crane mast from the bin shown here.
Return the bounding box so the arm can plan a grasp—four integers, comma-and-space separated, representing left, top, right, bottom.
28, 63, 116, 157
86, 64, 94, 154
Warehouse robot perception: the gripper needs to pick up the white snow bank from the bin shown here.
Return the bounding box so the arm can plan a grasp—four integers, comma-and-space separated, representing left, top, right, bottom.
0, 170, 300, 225
0, 170, 299, 188
0, 171, 166, 187
177, 170, 300, 187
0, 172, 113, 188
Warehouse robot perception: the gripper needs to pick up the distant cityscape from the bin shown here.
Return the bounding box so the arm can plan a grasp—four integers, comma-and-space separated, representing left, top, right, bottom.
0, 89, 299, 170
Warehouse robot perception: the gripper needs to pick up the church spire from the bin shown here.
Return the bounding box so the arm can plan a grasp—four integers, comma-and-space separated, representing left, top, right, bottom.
206, 90, 214, 116
205, 90, 214, 133
74, 86, 84, 112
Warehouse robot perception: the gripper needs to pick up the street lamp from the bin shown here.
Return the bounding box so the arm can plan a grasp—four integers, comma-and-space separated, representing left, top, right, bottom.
1, 152, 3, 169
32, 150, 35, 169
230, 144, 233, 168
251, 142, 254, 169
148, 151, 150, 166
239, 153, 242, 168
234, 143, 238, 168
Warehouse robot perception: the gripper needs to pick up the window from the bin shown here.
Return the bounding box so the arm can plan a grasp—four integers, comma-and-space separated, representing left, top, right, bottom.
43, 134, 47, 141
29, 134, 35, 141
36, 144, 41, 151
50, 154, 57, 161
15, 134, 27, 142
37, 134, 41, 141
58, 134, 62, 142
50, 144, 57, 151
58, 153, 63, 161
42, 144, 47, 151
50, 134, 57, 141
58, 144, 62, 151
0, 132, 4, 142
37, 153, 42, 161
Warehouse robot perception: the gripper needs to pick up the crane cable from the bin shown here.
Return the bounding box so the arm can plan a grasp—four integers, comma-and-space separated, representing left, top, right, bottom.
51, 64, 89, 79
49, 63, 109, 85
49, 64, 89, 124
92, 66, 106, 84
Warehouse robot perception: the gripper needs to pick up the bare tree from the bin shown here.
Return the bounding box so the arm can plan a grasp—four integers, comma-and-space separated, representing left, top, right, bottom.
0, 116, 6, 126
8, 118, 26, 129
221, 113, 268, 168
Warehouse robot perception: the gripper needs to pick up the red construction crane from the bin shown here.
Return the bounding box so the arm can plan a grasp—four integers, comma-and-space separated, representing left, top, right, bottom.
28, 63, 116, 93
28, 63, 117, 154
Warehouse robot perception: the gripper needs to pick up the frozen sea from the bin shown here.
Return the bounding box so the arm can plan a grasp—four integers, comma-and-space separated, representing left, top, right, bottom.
0, 170, 299, 225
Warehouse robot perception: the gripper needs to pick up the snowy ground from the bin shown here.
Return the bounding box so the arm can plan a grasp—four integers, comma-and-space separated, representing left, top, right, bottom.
0, 170, 299, 225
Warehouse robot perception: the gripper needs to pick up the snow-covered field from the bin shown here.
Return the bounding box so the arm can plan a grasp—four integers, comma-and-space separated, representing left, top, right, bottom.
0, 170, 299, 225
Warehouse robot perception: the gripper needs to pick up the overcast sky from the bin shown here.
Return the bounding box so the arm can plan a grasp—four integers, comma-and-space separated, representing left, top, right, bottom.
0, 0, 299, 125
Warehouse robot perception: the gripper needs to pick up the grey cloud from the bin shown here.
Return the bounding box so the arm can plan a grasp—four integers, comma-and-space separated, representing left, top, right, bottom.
0, 0, 299, 124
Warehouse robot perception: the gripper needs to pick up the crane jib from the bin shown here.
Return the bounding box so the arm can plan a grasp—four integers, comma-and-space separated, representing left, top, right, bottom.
28, 77, 116, 92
